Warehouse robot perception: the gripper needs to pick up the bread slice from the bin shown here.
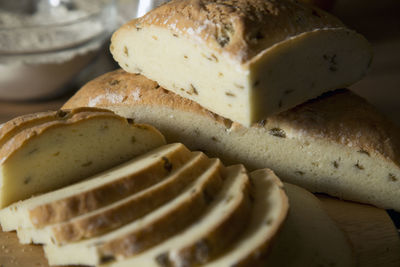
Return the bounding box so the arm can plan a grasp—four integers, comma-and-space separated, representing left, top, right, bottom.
64, 70, 400, 211
17, 151, 211, 245
104, 167, 269, 267
205, 169, 289, 267
265, 183, 355, 267
0, 143, 190, 231
0, 108, 166, 207
111, 0, 371, 126
0, 107, 112, 149
43, 158, 225, 266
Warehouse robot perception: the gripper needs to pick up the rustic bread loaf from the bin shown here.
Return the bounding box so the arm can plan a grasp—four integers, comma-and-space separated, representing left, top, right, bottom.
64, 70, 400, 211
0, 108, 166, 208
44, 158, 226, 266
17, 151, 212, 245
0, 143, 189, 231
111, 0, 371, 126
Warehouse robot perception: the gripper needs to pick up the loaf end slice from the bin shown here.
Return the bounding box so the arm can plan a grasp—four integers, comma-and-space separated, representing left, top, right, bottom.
266, 183, 355, 267
111, 0, 372, 126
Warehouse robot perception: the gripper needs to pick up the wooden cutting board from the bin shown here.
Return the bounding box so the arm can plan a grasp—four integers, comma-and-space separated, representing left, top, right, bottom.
0, 196, 399, 267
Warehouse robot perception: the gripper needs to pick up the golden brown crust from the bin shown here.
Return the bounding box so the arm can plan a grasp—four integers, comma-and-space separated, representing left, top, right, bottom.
117, 0, 344, 63
64, 70, 400, 168
64, 70, 231, 127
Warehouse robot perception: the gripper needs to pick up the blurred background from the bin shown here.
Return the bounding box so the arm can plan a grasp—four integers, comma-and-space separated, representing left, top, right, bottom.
0, 0, 399, 126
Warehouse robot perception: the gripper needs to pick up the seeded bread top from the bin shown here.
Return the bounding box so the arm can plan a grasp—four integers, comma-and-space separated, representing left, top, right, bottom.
121, 0, 345, 63
64, 70, 400, 168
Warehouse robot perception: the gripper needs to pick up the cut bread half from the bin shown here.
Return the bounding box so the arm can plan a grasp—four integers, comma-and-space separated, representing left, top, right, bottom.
0, 108, 166, 207
266, 183, 355, 267
103, 165, 256, 267
44, 158, 225, 266
111, 0, 371, 126
64, 70, 400, 211
17, 151, 211, 245
0, 143, 189, 231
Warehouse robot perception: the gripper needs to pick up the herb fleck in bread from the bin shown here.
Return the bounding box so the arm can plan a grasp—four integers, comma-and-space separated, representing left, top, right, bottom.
64, 70, 400, 211
111, 0, 371, 126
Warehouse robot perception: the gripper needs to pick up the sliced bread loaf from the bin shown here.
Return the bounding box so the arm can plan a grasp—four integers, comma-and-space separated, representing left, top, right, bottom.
0, 108, 166, 207
64, 70, 400, 211
0, 143, 189, 231
104, 168, 274, 267
111, 0, 371, 126
17, 151, 211, 245
44, 158, 225, 266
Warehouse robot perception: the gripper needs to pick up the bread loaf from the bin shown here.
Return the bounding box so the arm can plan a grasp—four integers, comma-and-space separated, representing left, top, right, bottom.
0, 143, 189, 231
111, 0, 371, 126
64, 70, 400, 211
0, 107, 166, 207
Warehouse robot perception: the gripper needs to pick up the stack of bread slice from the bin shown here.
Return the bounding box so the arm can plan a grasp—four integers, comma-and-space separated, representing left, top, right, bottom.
64, 0, 400, 211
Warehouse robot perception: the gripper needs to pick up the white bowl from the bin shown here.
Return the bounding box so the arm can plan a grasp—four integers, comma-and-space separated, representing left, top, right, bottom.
0, 0, 116, 101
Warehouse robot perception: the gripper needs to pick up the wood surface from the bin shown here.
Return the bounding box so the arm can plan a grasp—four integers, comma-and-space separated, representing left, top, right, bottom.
319, 196, 400, 267
0, 196, 399, 267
